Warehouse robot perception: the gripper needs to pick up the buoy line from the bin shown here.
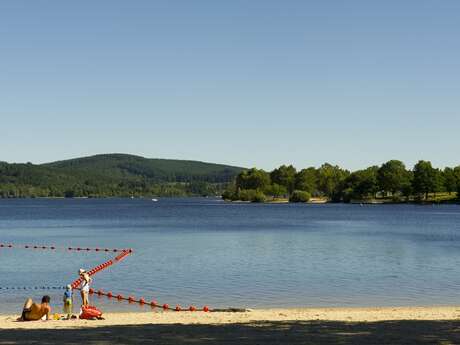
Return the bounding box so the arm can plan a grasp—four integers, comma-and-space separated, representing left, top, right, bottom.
0, 286, 66, 290
1, 242, 220, 312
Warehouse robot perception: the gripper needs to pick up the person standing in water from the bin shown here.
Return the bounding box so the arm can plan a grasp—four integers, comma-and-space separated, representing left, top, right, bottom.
78, 268, 92, 306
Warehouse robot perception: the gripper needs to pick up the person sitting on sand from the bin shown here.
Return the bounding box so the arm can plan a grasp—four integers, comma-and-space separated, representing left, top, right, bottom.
79, 268, 92, 306
19, 295, 51, 321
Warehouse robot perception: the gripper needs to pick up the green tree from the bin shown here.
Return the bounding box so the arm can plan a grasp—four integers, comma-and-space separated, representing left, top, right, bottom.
443, 167, 457, 194
294, 167, 317, 194
265, 183, 288, 198
317, 163, 349, 200
342, 166, 379, 201
401, 171, 414, 200
377, 160, 410, 196
235, 168, 270, 191
412, 160, 437, 200
237, 189, 266, 202
270, 165, 297, 194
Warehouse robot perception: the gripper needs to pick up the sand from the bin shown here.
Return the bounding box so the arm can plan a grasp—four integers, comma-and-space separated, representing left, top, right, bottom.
2, 306, 460, 329
2, 307, 460, 344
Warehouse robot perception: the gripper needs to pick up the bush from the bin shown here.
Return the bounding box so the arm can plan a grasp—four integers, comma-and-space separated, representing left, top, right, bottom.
289, 190, 311, 203
252, 190, 266, 203
237, 189, 266, 202
264, 183, 288, 198
222, 190, 234, 200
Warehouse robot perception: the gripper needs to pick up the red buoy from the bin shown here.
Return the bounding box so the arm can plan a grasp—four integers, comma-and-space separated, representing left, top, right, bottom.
189, 306, 197, 311
107, 291, 113, 298
139, 298, 145, 304
89, 288, 94, 294
117, 294, 123, 300
128, 296, 135, 302
97, 289, 103, 295
175, 305, 181, 311
203, 306, 210, 312
150, 300, 157, 307
163, 304, 169, 310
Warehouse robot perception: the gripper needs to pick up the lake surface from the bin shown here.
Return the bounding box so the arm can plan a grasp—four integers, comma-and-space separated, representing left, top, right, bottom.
0, 198, 460, 314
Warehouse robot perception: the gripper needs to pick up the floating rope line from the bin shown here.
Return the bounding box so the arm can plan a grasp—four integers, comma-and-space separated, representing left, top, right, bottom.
86, 287, 210, 312
1, 242, 214, 312
0, 286, 66, 290
0, 243, 126, 252
70, 249, 132, 289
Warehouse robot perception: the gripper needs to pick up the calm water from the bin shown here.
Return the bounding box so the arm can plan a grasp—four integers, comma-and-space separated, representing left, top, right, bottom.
0, 198, 460, 313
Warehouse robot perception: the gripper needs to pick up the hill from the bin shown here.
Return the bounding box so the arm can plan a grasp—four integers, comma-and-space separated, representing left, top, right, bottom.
0, 154, 244, 198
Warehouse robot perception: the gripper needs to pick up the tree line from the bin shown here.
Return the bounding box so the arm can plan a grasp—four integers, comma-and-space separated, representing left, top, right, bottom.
0, 161, 233, 198
223, 160, 460, 203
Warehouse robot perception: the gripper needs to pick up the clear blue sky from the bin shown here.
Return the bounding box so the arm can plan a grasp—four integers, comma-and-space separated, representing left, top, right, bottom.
1, 1, 459, 170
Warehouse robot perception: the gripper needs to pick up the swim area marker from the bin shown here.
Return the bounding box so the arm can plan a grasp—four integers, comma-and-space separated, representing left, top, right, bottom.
0, 242, 211, 312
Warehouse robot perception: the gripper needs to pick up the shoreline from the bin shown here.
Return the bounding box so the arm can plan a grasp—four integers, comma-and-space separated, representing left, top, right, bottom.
2, 306, 460, 329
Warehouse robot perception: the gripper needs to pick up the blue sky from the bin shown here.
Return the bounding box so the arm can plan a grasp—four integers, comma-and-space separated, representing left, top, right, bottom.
1, 1, 459, 170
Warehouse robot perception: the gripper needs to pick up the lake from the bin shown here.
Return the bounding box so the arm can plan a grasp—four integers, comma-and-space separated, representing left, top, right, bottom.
0, 198, 460, 314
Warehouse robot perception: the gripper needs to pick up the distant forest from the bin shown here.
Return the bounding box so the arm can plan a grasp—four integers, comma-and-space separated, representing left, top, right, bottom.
223, 160, 460, 203
3, 155, 459, 203
0, 154, 243, 198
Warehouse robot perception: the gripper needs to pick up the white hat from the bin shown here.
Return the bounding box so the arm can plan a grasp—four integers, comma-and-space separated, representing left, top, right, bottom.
79, 268, 86, 275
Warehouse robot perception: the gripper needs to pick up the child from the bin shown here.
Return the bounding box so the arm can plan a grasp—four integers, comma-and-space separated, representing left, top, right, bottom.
63, 285, 73, 318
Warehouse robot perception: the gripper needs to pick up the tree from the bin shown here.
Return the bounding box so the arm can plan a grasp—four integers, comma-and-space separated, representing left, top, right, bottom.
443, 167, 457, 194
270, 165, 297, 194
265, 183, 288, 198
235, 168, 271, 191
294, 167, 317, 195
434, 168, 445, 195
377, 160, 410, 196
454, 166, 460, 181
412, 160, 437, 200
317, 163, 349, 200
342, 166, 379, 201
237, 189, 266, 202
401, 171, 414, 200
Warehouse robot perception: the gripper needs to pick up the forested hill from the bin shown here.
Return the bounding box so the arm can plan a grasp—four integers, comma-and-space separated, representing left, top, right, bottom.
0, 154, 244, 198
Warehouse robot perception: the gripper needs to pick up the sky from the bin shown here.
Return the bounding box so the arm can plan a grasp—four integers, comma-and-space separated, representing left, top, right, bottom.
1, 1, 459, 171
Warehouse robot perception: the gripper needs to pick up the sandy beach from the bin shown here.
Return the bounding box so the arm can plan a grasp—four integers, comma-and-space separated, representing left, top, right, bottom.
2, 307, 460, 344
2, 306, 460, 329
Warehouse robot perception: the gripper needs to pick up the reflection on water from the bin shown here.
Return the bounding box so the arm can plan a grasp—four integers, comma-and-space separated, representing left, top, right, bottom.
0, 198, 460, 313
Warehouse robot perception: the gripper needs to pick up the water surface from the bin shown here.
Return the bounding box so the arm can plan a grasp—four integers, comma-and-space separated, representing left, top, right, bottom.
0, 198, 459, 313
